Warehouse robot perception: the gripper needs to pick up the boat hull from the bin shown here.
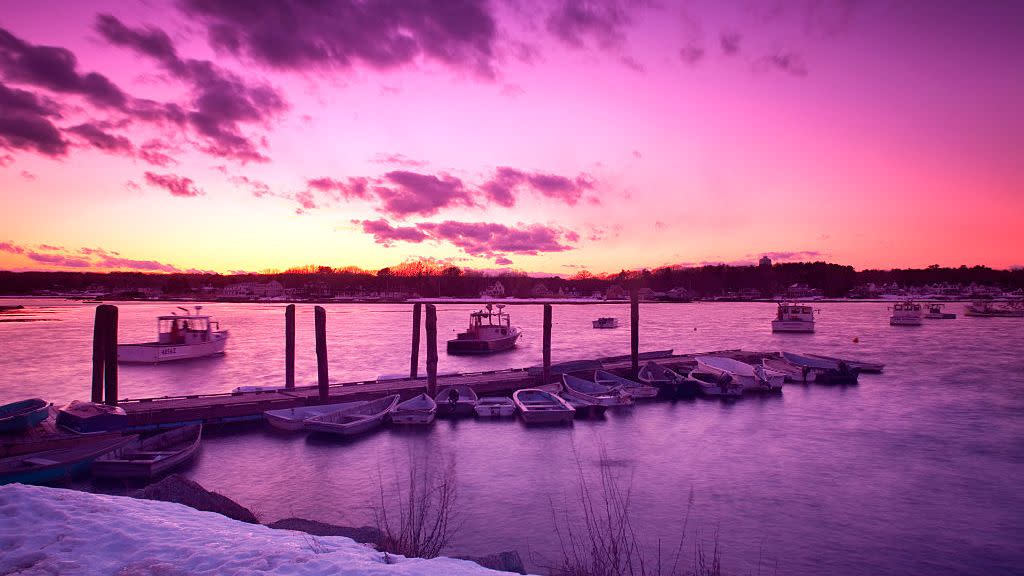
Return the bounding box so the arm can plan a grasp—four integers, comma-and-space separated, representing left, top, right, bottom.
474, 400, 516, 417
446, 332, 520, 355
118, 334, 228, 363
92, 425, 202, 480
304, 395, 400, 437
391, 412, 436, 425
513, 389, 574, 425
771, 320, 814, 333
0, 436, 137, 486
264, 401, 369, 432
0, 399, 49, 433
889, 317, 922, 326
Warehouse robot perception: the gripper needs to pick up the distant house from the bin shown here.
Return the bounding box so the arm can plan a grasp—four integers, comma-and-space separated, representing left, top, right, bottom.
605, 284, 627, 300
637, 287, 657, 301
786, 283, 822, 299
531, 283, 552, 298
759, 255, 772, 268
666, 287, 692, 302
480, 281, 505, 299
222, 280, 284, 298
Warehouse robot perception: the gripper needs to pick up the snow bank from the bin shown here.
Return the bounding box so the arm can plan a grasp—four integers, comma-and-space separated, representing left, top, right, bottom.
0, 484, 518, 575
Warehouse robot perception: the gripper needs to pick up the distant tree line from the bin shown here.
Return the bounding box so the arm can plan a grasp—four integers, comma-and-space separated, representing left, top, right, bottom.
0, 262, 1021, 299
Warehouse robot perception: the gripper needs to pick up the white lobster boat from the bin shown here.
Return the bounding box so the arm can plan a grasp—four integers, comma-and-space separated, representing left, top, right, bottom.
118, 307, 228, 363
771, 302, 815, 333
695, 356, 784, 393
890, 301, 923, 326
447, 304, 521, 355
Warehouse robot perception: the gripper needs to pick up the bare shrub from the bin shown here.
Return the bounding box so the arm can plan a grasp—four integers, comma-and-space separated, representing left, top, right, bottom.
373, 456, 458, 559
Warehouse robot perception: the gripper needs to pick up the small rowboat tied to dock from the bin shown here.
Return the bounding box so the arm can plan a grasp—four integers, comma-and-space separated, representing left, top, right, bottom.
686, 370, 743, 398
779, 352, 860, 384
637, 361, 686, 395
57, 401, 128, 434
0, 398, 49, 434
513, 389, 574, 424
434, 385, 479, 417
0, 435, 138, 486
594, 370, 658, 399
391, 393, 437, 425
118, 306, 229, 363
264, 401, 369, 432
561, 374, 633, 407
474, 397, 516, 417
696, 356, 784, 393
305, 395, 400, 436
92, 424, 202, 480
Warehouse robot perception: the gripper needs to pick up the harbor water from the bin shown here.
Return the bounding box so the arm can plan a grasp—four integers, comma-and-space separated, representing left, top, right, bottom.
2, 299, 1022, 575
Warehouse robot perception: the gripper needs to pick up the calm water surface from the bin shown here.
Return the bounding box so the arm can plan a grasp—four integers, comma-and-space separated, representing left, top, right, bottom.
2, 299, 1022, 575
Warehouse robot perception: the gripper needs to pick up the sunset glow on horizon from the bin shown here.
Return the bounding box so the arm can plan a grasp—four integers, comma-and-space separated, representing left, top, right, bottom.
1, 0, 1022, 275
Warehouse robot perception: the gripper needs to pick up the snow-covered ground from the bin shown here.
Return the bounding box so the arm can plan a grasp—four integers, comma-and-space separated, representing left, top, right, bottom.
0, 484, 517, 575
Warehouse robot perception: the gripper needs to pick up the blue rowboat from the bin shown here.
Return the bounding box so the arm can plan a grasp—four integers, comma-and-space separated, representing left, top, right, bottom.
0, 398, 50, 434
0, 435, 137, 486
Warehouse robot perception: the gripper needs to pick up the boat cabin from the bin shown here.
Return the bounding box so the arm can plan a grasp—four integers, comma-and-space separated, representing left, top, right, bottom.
456, 305, 513, 341
892, 302, 921, 314
157, 307, 220, 345
776, 303, 814, 322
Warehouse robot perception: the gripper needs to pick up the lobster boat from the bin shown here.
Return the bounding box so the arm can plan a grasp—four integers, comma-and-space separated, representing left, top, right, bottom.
447, 304, 521, 355
118, 306, 229, 363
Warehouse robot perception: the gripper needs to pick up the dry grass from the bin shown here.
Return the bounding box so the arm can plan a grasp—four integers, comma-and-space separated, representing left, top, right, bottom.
373, 456, 458, 559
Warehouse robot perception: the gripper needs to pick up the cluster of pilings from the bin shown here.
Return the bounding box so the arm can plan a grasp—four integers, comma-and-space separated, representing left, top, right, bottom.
90, 289, 642, 405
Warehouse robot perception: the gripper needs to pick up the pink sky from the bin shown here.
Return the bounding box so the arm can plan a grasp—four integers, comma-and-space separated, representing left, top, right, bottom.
1, 0, 1022, 275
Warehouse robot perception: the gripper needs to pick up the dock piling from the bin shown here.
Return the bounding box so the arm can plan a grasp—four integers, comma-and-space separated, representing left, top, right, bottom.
425, 304, 438, 396
285, 304, 295, 389
314, 305, 329, 401
410, 303, 422, 379
91, 306, 106, 403
542, 304, 552, 384
101, 305, 118, 406
630, 288, 639, 375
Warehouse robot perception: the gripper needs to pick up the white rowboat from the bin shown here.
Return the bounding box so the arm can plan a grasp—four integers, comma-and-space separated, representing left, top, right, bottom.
434, 385, 479, 417
474, 397, 516, 418
305, 395, 400, 436
513, 389, 574, 424
561, 374, 633, 407
264, 401, 369, 432
392, 393, 437, 425
594, 370, 658, 399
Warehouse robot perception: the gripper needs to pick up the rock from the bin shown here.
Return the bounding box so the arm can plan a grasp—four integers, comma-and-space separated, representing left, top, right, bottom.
265, 518, 382, 544
136, 474, 258, 524
455, 551, 526, 574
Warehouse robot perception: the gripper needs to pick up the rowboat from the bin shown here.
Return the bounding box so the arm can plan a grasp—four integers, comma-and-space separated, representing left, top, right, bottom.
637, 361, 686, 395
560, 374, 633, 407
801, 353, 884, 373
305, 395, 400, 436
0, 435, 137, 486
780, 352, 860, 384
594, 370, 658, 399
434, 385, 479, 417
474, 397, 516, 417
695, 356, 784, 393
264, 401, 369, 432
92, 424, 202, 479
391, 393, 437, 425
512, 389, 574, 424
56, 401, 128, 434
963, 300, 1024, 317
686, 370, 743, 398
0, 398, 49, 434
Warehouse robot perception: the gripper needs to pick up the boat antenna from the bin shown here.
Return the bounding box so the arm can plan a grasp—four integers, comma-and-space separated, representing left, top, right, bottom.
177, 306, 190, 314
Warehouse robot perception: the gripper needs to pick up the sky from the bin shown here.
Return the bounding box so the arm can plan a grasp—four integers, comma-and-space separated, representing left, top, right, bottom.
0, 0, 1021, 275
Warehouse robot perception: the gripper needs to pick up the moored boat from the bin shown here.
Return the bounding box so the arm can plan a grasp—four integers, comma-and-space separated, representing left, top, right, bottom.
560, 374, 633, 407
924, 303, 956, 319
594, 370, 658, 399
118, 306, 229, 363
637, 361, 686, 395
264, 401, 369, 432
56, 401, 128, 434
513, 389, 574, 424
391, 393, 437, 425
963, 300, 1024, 318
447, 304, 521, 355
780, 352, 860, 384
92, 424, 202, 480
592, 317, 619, 329
686, 370, 743, 398
801, 353, 884, 373
890, 301, 923, 326
474, 396, 516, 417
434, 385, 479, 417
304, 394, 400, 436
695, 356, 784, 393
771, 302, 815, 333
0, 435, 137, 486
0, 398, 49, 434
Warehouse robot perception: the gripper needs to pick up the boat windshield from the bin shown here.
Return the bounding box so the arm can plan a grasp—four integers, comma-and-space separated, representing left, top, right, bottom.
159, 317, 209, 334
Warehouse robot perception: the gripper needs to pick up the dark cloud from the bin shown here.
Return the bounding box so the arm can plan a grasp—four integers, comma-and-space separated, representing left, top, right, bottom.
178, 0, 498, 78
494, 256, 513, 265
620, 55, 645, 72
358, 218, 428, 246
26, 251, 91, 267
67, 123, 133, 153
229, 174, 272, 198
678, 45, 705, 65
481, 167, 594, 207
547, 0, 631, 49
0, 81, 67, 156
96, 14, 287, 162
3, 241, 183, 271
20, 170, 35, 181
94, 254, 180, 272
720, 32, 741, 55
307, 176, 370, 200
354, 218, 578, 260
761, 250, 822, 261
762, 51, 808, 76
371, 153, 427, 167
0, 28, 127, 110
0, 241, 25, 254
144, 171, 204, 197
138, 140, 177, 167
375, 171, 475, 218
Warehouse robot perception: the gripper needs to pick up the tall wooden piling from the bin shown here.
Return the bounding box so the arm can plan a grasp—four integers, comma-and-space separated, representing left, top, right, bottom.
425, 304, 438, 396
91, 306, 106, 403
284, 304, 295, 389
410, 303, 422, 379
101, 305, 118, 406
314, 306, 329, 401
630, 288, 639, 375
542, 304, 552, 384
